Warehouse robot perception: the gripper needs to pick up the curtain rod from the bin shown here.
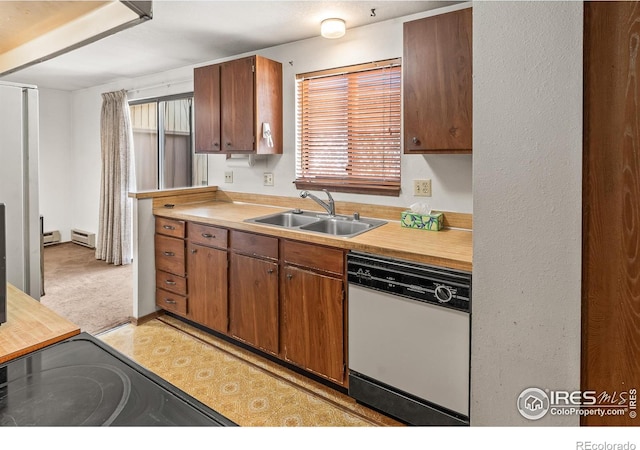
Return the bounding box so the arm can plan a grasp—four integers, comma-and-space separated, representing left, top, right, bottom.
127, 79, 191, 95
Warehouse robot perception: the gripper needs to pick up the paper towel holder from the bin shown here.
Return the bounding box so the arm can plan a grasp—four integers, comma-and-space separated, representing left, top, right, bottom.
225, 153, 256, 168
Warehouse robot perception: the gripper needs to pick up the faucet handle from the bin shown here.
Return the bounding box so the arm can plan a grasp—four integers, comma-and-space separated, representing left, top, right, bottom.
353, 212, 360, 221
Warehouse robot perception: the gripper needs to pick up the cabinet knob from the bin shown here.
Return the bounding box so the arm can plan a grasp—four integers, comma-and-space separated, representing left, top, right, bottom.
201, 233, 215, 239
267, 269, 274, 274
214, 142, 219, 147
163, 251, 175, 257
286, 274, 293, 280
226, 142, 232, 147
190, 249, 197, 254
412, 136, 421, 145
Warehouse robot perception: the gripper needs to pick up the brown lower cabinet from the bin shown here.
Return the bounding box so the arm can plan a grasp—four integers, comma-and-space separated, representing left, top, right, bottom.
228, 253, 279, 355
281, 265, 345, 384
154, 218, 347, 386
186, 241, 228, 333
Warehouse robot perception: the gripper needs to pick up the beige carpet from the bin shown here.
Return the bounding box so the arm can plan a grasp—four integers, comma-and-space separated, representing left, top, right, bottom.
41, 242, 132, 334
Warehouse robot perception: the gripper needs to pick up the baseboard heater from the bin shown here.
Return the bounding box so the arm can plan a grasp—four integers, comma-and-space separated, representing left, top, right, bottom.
71, 229, 96, 248
43, 230, 61, 246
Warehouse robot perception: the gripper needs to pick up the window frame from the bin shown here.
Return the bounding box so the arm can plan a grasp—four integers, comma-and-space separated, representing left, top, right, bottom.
294, 58, 402, 196
129, 92, 206, 190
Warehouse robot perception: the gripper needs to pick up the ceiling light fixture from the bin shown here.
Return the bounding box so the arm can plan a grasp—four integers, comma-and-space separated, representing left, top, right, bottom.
321, 18, 346, 39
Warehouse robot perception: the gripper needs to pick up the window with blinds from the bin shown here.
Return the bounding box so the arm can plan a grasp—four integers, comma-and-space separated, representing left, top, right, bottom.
295, 59, 401, 196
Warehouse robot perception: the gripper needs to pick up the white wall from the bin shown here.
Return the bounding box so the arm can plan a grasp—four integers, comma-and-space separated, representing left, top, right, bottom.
38, 88, 73, 241
471, 1, 583, 425
69, 3, 472, 238
208, 4, 473, 213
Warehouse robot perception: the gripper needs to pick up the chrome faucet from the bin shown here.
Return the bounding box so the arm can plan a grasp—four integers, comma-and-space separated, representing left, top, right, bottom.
300, 189, 335, 216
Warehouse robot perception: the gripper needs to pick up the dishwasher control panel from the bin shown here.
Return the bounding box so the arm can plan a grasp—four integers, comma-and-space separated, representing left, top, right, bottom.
347, 252, 471, 313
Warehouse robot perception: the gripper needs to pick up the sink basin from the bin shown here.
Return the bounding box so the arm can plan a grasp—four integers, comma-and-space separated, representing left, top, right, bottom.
299, 218, 373, 236
245, 210, 387, 238
250, 211, 320, 228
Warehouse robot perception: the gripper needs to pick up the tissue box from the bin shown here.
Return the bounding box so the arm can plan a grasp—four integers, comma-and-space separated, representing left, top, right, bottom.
400, 211, 443, 231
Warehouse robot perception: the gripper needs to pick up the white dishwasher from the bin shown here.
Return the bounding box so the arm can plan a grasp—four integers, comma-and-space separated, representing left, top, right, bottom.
347, 251, 471, 426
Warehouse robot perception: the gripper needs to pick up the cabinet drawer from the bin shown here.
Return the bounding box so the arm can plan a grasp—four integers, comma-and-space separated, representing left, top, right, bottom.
156, 289, 188, 315
188, 222, 228, 248
155, 217, 186, 238
282, 240, 344, 276
230, 230, 278, 260
156, 270, 187, 296
155, 234, 186, 276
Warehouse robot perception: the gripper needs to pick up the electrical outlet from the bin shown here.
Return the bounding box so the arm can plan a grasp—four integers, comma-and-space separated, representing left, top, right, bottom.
263, 172, 274, 186
224, 171, 233, 183
413, 179, 432, 197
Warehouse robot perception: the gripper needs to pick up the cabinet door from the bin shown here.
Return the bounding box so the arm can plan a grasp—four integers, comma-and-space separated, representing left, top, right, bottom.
228, 253, 279, 354
220, 56, 255, 152
403, 8, 472, 153
194, 64, 221, 153
187, 242, 228, 332
281, 265, 345, 384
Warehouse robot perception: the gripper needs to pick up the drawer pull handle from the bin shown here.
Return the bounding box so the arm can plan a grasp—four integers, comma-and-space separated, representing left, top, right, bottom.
163, 225, 175, 230
164, 299, 177, 305
202, 233, 215, 238
163, 251, 175, 257
165, 280, 176, 285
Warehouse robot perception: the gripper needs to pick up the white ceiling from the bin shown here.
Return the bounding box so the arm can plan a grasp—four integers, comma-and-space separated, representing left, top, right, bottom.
0, 0, 458, 91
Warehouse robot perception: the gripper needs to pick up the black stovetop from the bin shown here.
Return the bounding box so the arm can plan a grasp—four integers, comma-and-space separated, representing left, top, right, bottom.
0, 332, 236, 426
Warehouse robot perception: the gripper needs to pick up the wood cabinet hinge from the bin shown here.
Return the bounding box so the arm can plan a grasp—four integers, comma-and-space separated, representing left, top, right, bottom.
252, 65, 255, 73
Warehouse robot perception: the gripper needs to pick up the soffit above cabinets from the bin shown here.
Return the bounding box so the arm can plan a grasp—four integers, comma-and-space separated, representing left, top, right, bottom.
0, 1, 151, 77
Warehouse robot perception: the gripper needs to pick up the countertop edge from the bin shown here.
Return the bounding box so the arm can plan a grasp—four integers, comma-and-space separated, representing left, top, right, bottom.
0, 284, 81, 364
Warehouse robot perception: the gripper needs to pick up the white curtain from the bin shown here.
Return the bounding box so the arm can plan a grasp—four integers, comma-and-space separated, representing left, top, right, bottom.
96, 90, 135, 265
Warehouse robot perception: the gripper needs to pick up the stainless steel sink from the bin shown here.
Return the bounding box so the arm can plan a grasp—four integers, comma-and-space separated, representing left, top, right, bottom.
250, 211, 320, 228
299, 217, 374, 236
245, 210, 387, 238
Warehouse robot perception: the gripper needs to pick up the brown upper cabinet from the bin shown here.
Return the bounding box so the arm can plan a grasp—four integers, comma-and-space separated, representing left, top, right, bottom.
403, 8, 472, 154
194, 55, 283, 154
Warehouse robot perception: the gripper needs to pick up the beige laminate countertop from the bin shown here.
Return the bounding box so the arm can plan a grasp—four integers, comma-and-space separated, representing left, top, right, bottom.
154, 201, 472, 272
0, 284, 81, 364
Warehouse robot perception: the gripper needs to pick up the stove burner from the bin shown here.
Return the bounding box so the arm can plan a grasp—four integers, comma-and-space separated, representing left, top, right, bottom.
1, 364, 131, 426
0, 333, 236, 426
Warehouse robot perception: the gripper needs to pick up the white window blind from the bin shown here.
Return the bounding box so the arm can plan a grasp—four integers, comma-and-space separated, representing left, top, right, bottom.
295, 59, 401, 196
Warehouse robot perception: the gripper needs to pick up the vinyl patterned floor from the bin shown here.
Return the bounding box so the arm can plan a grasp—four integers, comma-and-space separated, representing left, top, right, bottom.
98, 315, 403, 427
